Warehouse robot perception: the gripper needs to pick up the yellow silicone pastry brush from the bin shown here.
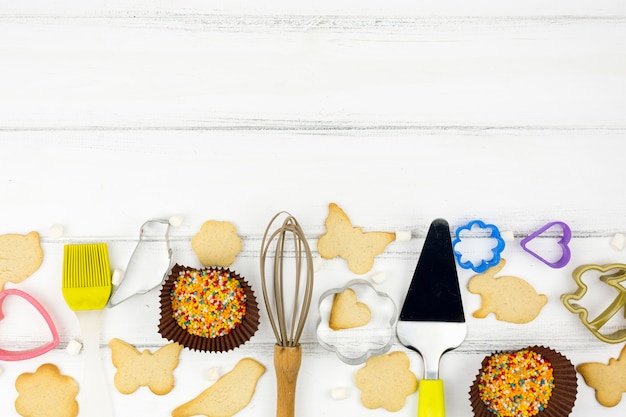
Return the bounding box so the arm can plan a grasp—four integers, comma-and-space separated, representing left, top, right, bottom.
62, 243, 113, 417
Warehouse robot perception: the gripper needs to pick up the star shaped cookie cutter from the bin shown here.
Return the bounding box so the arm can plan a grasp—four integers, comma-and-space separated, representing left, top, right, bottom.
561, 263, 626, 343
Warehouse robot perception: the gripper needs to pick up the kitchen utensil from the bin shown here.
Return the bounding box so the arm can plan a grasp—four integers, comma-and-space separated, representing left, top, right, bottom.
396, 218, 467, 417
62, 243, 113, 417
260, 212, 314, 417
108, 218, 173, 307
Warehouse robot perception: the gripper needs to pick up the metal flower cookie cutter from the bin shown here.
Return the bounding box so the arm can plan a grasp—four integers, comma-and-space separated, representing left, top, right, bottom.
561, 263, 626, 343
316, 279, 397, 365
452, 220, 505, 273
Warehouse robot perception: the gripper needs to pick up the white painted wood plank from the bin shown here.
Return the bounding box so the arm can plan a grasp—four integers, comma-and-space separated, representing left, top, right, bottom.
1, 17, 625, 129
0, 0, 625, 17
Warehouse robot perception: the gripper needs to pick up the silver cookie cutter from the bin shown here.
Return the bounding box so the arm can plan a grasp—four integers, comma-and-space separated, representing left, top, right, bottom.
316, 279, 397, 365
108, 218, 175, 307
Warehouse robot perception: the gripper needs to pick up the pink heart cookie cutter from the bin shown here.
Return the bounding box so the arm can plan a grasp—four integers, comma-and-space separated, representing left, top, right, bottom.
0, 288, 60, 361
520, 221, 572, 268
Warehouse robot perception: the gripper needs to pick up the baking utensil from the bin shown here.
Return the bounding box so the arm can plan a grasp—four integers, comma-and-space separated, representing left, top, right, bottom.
396, 218, 467, 417
452, 219, 505, 273
62, 243, 113, 417
108, 218, 174, 307
562, 263, 626, 343
520, 221, 571, 268
260, 212, 314, 417
316, 279, 397, 365
0, 288, 60, 361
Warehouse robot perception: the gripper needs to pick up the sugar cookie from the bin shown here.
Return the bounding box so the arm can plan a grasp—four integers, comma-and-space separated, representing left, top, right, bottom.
15, 363, 79, 417
577, 344, 626, 407
317, 203, 395, 274
0, 231, 43, 290
172, 358, 265, 417
329, 288, 371, 330
191, 220, 242, 267
468, 259, 547, 324
354, 351, 417, 411
110, 338, 183, 395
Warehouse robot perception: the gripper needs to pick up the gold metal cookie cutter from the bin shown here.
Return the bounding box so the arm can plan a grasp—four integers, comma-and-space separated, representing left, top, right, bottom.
561, 263, 626, 343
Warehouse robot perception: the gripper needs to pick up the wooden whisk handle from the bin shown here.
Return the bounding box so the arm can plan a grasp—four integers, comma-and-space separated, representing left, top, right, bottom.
274, 344, 302, 417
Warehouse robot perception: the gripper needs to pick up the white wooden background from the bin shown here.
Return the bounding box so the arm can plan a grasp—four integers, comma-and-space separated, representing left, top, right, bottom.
1, 1, 626, 416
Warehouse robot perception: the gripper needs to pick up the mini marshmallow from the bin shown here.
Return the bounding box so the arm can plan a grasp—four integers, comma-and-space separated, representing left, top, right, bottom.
394, 230, 412, 242
611, 233, 626, 251
206, 367, 221, 381
330, 387, 350, 400
111, 269, 124, 286
313, 255, 327, 272
65, 339, 83, 355
169, 215, 183, 227
48, 224, 65, 238
371, 271, 388, 284
500, 230, 515, 242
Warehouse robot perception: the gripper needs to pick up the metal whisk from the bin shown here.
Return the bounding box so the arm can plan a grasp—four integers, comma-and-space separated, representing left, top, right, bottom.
260, 212, 314, 417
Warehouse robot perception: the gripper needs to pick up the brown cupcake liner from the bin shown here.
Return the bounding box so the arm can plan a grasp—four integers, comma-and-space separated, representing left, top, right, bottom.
158, 264, 259, 353
469, 345, 577, 417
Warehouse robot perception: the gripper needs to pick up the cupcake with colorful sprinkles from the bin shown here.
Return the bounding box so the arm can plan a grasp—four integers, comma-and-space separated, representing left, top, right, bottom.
469, 346, 577, 417
159, 264, 259, 352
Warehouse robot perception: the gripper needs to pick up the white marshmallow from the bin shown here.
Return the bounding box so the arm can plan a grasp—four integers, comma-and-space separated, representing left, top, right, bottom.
330, 387, 350, 400
313, 255, 327, 272
168, 215, 183, 227
394, 230, 412, 242
65, 339, 83, 355
48, 224, 65, 238
371, 271, 388, 284
206, 367, 221, 381
611, 233, 626, 251
111, 269, 125, 286
500, 230, 515, 242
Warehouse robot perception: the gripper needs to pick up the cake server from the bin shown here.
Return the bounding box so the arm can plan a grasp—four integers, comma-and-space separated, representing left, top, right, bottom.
396, 218, 467, 417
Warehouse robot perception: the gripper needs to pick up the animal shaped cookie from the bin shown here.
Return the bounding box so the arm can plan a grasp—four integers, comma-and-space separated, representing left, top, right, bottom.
577, 344, 626, 407
172, 357, 265, 417
329, 288, 371, 330
467, 259, 547, 324
110, 338, 183, 395
354, 351, 418, 411
0, 231, 43, 290
317, 203, 395, 274
191, 220, 242, 267
15, 363, 79, 417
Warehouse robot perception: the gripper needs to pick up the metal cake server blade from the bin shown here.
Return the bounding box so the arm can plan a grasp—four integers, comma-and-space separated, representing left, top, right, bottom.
396, 218, 467, 417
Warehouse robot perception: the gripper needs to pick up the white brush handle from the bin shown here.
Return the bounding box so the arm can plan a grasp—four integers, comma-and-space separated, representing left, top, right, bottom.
77, 310, 113, 417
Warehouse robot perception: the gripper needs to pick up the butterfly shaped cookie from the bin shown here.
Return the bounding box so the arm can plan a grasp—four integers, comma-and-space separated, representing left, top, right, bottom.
109, 338, 183, 395
317, 203, 396, 274
577, 344, 626, 407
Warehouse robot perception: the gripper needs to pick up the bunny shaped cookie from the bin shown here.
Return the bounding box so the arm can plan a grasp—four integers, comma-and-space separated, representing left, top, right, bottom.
468, 259, 547, 324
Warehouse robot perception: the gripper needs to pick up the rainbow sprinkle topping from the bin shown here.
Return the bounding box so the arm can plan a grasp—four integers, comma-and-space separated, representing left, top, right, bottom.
478, 350, 554, 417
170, 268, 247, 338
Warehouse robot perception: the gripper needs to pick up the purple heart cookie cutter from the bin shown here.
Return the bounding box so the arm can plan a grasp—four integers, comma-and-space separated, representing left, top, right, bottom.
520, 221, 572, 268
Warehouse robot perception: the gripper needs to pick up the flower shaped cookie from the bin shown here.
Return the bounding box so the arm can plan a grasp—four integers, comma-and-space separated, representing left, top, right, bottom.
355, 351, 418, 411
15, 364, 79, 417
191, 220, 242, 267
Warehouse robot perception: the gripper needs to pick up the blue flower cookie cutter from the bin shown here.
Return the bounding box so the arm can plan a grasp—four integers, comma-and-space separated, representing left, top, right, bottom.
452, 220, 505, 273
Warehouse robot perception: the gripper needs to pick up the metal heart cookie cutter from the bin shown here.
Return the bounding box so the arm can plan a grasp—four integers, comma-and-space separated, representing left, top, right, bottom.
108, 218, 175, 307
316, 279, 397, 365
452, 220, 505, 273
561, 263, 626, 343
